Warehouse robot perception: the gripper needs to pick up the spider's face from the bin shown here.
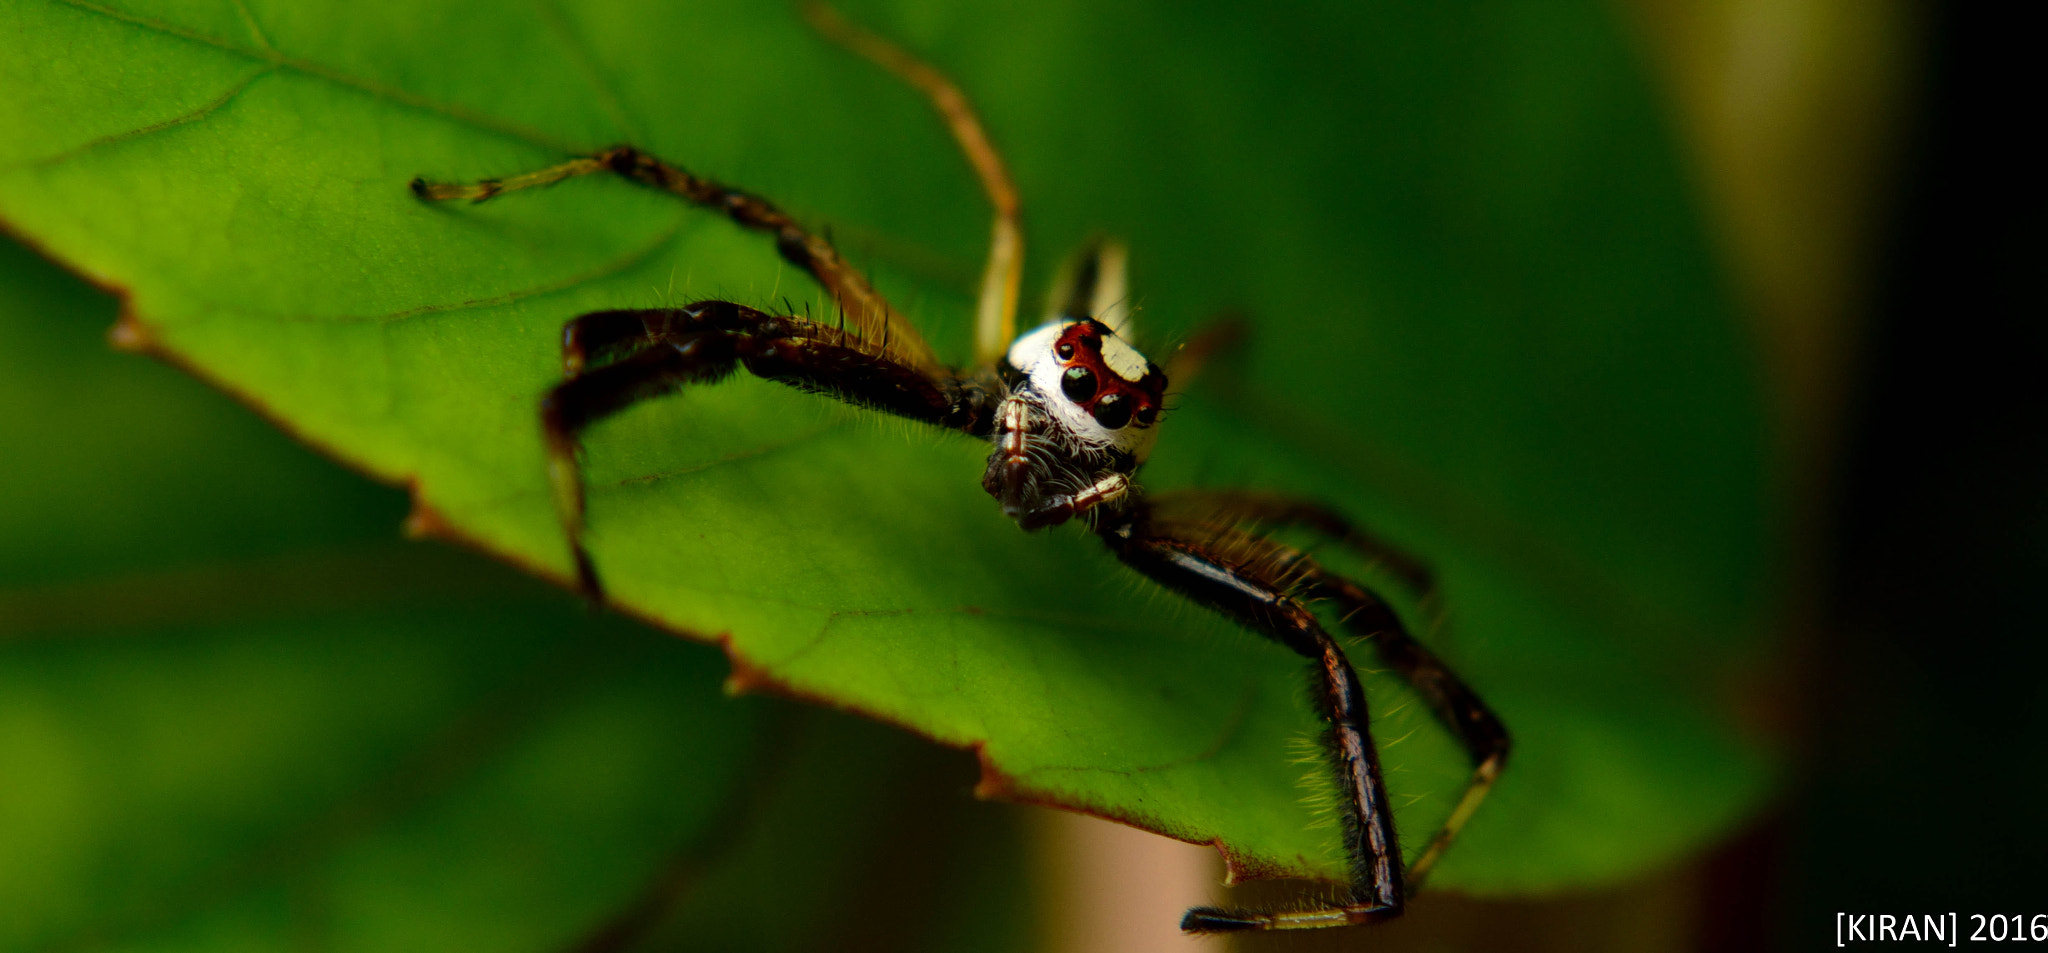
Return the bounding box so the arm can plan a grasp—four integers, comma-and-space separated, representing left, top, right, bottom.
982, 319, 1166, 529
1003, 319, 1166, 455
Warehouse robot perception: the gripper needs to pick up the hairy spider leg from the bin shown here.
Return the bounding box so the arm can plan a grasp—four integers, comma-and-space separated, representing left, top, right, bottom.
413, 146, 943, 377
540, 303, 998, 597
1125, 490, 1510, 926
802, 0, 1024, 365
1172, 491, 1507, 887
1146, 489, 1439, 600
409, 5, 1033, 596
1317, 569, 1508, 891
559, 306, 673, 377
1099, 502, 1406, 932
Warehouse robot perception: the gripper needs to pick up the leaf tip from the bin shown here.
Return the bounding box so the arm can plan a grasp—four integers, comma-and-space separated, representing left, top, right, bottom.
401, 494, 455, 541
721, 636, 777, 697
968, 740, 1018, 800
1214, 841, 1315, 887
107, 310, 157, 353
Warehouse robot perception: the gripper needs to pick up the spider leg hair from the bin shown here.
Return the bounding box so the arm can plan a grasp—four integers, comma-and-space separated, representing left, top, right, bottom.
1144, 489, 1437, 602
1315, 571, 1507, 890
1137, 490, 1509, 897
1098, 501, 1405, 933
414, 147, 944, 377
540, 303, 997, 600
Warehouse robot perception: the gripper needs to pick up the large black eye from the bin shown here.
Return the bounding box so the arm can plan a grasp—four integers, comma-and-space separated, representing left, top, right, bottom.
1091, 392, 1132, 429
1061, 366, 1097, 401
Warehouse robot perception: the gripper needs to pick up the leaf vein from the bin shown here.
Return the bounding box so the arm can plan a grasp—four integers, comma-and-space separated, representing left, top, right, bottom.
217, 212, 690, 323
225, 0, 270, 51
50, 0, 578, 154
535, 0, 644, 142
4, 64, 277, 172
1022, 683, 1259, 778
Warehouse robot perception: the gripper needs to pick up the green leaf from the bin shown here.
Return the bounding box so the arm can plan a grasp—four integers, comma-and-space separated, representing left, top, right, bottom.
0, 0, 1780, 893
0, 237, 1034, 952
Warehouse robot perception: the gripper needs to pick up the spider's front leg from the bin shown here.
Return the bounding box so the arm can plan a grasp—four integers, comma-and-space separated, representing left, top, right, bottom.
1098, 501, 1406, 932
539, 302, 996, 599
1164, 490, 1508, 888
1214, 497, 1513, 887
1097, 493, 1509, 933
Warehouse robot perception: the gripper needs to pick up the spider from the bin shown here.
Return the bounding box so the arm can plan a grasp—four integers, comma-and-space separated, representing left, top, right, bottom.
413, 4, 1507, 935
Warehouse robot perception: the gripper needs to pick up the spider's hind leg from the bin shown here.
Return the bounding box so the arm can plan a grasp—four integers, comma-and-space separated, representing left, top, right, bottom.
1148, 489, 1440, 613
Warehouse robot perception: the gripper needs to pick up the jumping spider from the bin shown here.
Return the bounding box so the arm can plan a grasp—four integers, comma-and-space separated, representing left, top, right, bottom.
413, 4, 1507, 935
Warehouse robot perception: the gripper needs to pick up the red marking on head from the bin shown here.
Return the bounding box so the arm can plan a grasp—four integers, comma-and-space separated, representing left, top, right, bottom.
1053, 322, 1165, 428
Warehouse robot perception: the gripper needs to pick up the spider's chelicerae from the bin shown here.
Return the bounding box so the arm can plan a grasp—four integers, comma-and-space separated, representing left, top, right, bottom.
414, 4, 1507, 935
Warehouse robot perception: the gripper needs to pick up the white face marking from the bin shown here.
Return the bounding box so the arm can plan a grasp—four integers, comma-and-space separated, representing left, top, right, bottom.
1098, 334, 1148, 382
1004, 320, 1158, 456
1005, 321, 1064, 374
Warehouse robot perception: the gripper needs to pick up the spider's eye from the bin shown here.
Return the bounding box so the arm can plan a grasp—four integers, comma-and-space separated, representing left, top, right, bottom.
1061, 366, 1097, 402
1055, 341, 1076, 360
1091, 392, 1132, 429
1134, 403, 1159, 426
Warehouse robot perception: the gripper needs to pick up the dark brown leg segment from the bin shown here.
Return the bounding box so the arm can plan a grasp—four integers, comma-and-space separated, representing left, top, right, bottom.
559, 308, 676, 377
1100, 494, 1509, 932
1316, 573, 1509, 890
1098, 506, 1405, 933
1141, 489, 1436, 599
542, 332, 741, 597
538, 302, 992, 600
1139, 490, 1508, 890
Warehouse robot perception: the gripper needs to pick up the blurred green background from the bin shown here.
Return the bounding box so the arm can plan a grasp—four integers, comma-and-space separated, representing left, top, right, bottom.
1, 0, 2033, 951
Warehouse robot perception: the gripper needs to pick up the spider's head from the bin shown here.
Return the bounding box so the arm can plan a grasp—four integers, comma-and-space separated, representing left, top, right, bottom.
983, 319, 1166, 528
1006, 318, 1167, 446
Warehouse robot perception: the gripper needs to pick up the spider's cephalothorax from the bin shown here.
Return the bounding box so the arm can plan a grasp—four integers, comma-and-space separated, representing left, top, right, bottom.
412, 2, 1506, 938
984, 318, 1165, 529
